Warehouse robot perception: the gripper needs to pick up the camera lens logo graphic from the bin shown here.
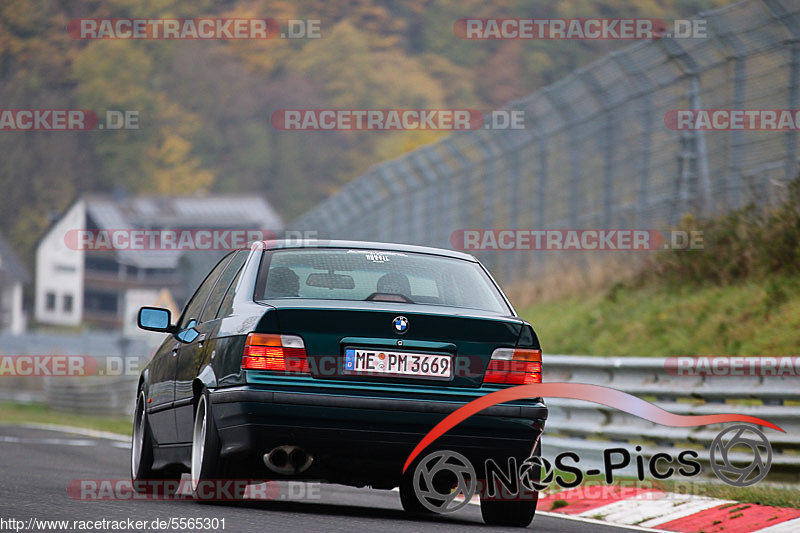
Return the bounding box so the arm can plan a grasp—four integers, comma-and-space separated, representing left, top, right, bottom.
412, 450, 477, 513
519, 455, 553, 492
710, 424, 772, 487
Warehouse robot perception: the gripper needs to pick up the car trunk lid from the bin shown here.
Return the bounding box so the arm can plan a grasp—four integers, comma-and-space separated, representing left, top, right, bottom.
256, 299, 523, 388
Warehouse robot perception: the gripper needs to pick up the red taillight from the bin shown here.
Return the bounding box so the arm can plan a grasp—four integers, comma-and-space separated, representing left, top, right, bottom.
484, 348, 542, 385
241, 333, 310, 374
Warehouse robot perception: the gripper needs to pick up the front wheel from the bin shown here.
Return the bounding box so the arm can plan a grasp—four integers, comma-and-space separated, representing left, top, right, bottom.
480, 495, 538, 527
131, 391, 158, 488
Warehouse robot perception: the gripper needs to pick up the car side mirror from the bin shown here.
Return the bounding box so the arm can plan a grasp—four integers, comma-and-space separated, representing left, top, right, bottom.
138, 307, 176, 333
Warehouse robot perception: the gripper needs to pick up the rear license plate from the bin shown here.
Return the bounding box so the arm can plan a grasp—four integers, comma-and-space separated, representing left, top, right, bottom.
344, 348, 452, 379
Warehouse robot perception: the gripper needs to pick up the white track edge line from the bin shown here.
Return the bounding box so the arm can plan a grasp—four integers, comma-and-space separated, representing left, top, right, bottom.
2, 422, 130, 442
536, 511, 670, 532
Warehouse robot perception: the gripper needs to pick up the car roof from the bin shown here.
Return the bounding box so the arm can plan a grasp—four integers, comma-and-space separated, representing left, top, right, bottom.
253, 239, 478, 262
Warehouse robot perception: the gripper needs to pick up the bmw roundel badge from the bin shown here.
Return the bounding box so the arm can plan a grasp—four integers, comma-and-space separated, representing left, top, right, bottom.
392, 316, 409, 334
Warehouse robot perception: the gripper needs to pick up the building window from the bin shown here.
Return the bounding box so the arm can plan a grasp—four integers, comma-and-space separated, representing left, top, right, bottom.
84, 290, 118, 313
84, 255, 119, 273
45, 292, 56, 311
63, 294, 74, 313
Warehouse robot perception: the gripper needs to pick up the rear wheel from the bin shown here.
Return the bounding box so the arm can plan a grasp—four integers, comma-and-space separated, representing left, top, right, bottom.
191, 389, 246, 501
480, 495, 538, 527
398, 473, 433, 514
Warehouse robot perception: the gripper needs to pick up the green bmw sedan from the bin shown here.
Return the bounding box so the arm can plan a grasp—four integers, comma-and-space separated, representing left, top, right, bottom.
132, 240, 547, 526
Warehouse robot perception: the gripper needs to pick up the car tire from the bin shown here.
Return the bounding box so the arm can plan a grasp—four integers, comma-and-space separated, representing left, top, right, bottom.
131, 390, 160, 492
480, 494, 538, 527
191, 389, 246, 502
399, 473, 433, 514
191, 390, 222, 497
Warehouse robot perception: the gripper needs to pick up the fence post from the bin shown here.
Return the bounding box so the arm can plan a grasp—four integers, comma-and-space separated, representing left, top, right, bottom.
706, 12, 748, 210
445, 139, 474, 236
379, 164, 406, 243
543, 87, 581, 227
763, 0, 800, 183
659, 36, 711, 218
507, 129, 523, 281
421, 146, 454, 248
579, 70, 616, 227
612, 50, 654, 227
409, 150, 439, 246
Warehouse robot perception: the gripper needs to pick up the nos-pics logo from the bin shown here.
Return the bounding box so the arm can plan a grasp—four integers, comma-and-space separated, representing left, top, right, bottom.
412, 424, 772, 513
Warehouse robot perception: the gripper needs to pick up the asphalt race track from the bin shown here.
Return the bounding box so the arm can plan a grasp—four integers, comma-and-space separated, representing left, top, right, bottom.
0, 425, 649, 532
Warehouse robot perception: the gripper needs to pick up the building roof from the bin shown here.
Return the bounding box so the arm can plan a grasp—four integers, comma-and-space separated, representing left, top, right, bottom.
82, 194, 283, 269
0, 233, 30, 284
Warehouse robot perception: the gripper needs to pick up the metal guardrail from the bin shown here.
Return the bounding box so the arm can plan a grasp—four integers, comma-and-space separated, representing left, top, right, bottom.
0, 331, 156, 418
44, 375, 138, 418
34, 354, 799, 481
542, 355, 800, 479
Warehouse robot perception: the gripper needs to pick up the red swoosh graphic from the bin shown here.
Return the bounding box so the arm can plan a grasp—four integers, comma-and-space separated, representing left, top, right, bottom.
402, 383, 783, 473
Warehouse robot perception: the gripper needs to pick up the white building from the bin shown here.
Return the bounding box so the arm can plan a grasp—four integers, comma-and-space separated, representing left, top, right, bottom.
35, 194, 282, 330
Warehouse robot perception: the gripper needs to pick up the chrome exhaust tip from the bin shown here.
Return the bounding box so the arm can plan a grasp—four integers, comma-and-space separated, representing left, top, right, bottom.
289, 448, 310, 471
263, 445, 313, 474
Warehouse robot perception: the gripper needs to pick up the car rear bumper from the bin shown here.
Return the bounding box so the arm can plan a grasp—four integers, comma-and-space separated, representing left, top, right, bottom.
209, 385, 546, 487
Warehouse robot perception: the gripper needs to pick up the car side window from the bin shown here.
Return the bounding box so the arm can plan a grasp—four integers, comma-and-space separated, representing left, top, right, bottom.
178, 252, 234, 330
215, 264, 244, 319
200, 250, 248, 323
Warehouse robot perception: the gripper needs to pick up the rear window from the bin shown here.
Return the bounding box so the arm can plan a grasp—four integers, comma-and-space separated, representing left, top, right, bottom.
254, 248, 511, 314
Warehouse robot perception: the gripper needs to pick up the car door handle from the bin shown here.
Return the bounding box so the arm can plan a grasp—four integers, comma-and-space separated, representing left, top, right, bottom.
197, 334, 207, 348
172, 343, 180, 356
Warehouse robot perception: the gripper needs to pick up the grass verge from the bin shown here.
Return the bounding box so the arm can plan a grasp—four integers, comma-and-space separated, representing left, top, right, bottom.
0, 402, 131, 436
519, 274, 800, 356
657, 478, 800, 509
